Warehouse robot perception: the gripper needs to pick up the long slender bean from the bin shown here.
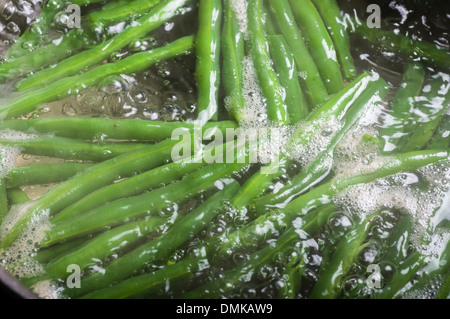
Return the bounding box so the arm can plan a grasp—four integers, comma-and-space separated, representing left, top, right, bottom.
6, 188, 29, 206
381, 213, 414, 266
401, 72, 450, 152
44, 216, 170, 281
89, 0, 162, 23
15, 0, 192, 92
32, 237, 87, 265
221, 0, 246, 123
43, 162, 248, 246
254, 73, 388, 211
0, 137, 149, 162
5, 0, 64, 59
6, 163, 94, 189
427, 115, 450, 150
436, 272, 450, 299
247, 0, 289, 125
181, 204, 337, 299
195, 0, 222, 123
52, 154, 206, 223
268, 35, 308, 123
0, 118, 238, 142
220, 149, 449, 257
309, 212, 377, 299
352, 19, 450, 71
0, 28, 97, 82
0, 138, 179, 249
0, 176, 7, 224
267, 0, 328, 107
289, 0, 344, 94
311, 0, 357, 80
0, 35, 195, 119
64, 181, 240, 298
379, 62, 426, 154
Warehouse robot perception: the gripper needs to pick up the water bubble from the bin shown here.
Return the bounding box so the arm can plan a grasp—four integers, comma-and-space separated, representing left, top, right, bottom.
1, 2, 16, 20
6, 21, 20, 35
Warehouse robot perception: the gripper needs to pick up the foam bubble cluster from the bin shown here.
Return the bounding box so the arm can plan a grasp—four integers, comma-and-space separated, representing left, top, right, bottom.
0, 202, 50, 279
230, 0, 249, 39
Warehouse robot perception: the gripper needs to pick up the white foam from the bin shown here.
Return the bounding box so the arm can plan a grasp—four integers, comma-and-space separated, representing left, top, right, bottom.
0, 202, 50, 279
230, 0, 249, 39
30, 280, 64, 299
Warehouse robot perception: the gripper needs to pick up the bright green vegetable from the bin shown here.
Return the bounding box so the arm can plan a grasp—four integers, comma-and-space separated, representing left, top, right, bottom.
379, 62, 426, 154
289, 0, 344, 94
15, 0, 192, 92
311, 0, 357, 80
6, 163, 93, 189
89, 0, 162, 23
0, 35, 195, 119
5, 0, 64, 59
52, 154, 207, 223
195, 0, 222, 123
309, 212, 377, 299
0, 137, 149, 162
0, 138, 179, 249
268, 0, 328, 107
427, 115, 450, 150
254, 72, 388, 211
181, 204, 338, 298
0, 118, 238, 142
248, 0, 289, 124
64, 181, 240, 298
268, 35, 308, 123
221, 0, 246, 123
6, 188, 30, 206
401, 72, 450, 152
42, 162, 249, 246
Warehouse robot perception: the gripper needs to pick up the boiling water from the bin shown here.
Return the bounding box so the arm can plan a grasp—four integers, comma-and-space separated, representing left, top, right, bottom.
0, 0, 449, 299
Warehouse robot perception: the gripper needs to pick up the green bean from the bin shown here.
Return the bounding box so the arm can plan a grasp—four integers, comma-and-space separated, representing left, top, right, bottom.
0, 176, 7, 224
381, 213, 414, 267
44, 216, 170, 281
230, 157, 289, 211
80, 256, 197, 299
268, 35, 308, 123
221, 0, 246, 123
0, 137, 149, 162
195, 0, 222, 123
267, 0, 326, 108
0, 138, 179, 249
43, 162, 248, 246
0, 28, 98, 83
436, 272, 450, 299
70, 0, 107, 6
289, 0, 344, 94
247, 0, 289, 124
379, 62, 426, 154
309, 212, 377, 299
89, 0, 162, 23
254, 72, 388, 212
311, 0, 357, 80
6, 163, 94, 189
376, 250, 426, 299
14, 0, 192, 92
32, 237, 87, 265
268, 0, 328, 107
0, 35, 195, 119
6, 188, 29, 206
396, 240, 450, 299
401, 72, 450, 152
52, 154, 206, 223
181, 204, 336, 298
0, 118, 238, 142
5, 0, 64, 59
427, 115, 450, 150
65, 181, 240, 299
352, 19, 450, 71
277, 259, 305, 299
220, 149, 449, 257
